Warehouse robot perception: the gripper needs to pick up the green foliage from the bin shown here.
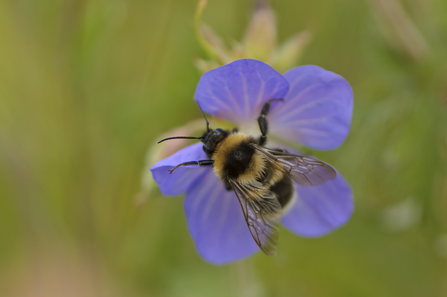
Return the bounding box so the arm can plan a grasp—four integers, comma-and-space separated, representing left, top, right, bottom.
0, 0, 446, 296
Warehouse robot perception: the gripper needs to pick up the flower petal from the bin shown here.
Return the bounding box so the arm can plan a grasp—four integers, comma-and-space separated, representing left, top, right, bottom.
281, 171, 353, 237
195, 59, 289, 125
184, 170, 259, 264
150, 143, 208, 196
269, 65, 353, 150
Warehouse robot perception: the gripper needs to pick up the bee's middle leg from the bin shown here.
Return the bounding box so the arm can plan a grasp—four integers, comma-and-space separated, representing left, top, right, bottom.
169, 160, 214, 174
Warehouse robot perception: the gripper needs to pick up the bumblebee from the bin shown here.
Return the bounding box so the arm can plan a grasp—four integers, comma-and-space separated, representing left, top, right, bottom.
158, 99, 336, 256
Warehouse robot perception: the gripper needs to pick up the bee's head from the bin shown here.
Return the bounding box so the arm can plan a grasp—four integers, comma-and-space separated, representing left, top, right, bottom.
157, 102, 228, 156
201, 128, 229, 155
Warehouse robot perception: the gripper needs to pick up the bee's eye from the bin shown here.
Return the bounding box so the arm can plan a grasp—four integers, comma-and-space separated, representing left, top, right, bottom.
216, 128, 224, 132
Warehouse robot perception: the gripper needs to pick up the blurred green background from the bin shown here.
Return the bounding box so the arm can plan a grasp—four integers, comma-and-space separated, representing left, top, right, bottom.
1, 0, 447, 296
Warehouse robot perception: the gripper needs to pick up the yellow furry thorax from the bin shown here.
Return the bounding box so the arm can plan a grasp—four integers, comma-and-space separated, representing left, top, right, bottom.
211, 132, 284, 185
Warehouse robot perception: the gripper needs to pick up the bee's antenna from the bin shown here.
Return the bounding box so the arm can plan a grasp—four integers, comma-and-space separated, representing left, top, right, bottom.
158, 136, 203, 144
197, 101, 210, 132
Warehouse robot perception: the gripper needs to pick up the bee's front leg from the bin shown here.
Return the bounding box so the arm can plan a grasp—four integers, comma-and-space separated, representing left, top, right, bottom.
257, 99, 284, 146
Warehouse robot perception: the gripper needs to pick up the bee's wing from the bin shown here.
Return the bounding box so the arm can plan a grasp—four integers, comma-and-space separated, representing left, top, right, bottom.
252, 144, 336, 187
228, 179, 281, 256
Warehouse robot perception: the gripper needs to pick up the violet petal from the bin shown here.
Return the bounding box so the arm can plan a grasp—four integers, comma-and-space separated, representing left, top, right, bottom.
281, 172, 353, 237
195, 59, 289, 125
150, 143, 208, 196
269, 65, 353, 150
184, 170, 259, 264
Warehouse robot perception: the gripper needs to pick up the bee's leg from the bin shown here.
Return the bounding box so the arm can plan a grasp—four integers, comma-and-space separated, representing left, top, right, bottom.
224, 180, 232, 191
169, 160, 214, 174
257, 99, 284, 146
232, 127, 239, 133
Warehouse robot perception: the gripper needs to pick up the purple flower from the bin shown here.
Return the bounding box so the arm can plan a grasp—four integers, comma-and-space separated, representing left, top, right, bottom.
151, 59, 353, 264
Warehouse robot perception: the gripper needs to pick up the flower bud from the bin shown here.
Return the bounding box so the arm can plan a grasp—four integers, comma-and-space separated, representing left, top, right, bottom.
242, 0, 277, 63
194, 0, 312, 73
272, 31, 311, 73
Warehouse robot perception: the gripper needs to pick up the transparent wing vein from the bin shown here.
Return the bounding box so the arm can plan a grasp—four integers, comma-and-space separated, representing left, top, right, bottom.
229, 179, 281, 256
252, 144, 336, 187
